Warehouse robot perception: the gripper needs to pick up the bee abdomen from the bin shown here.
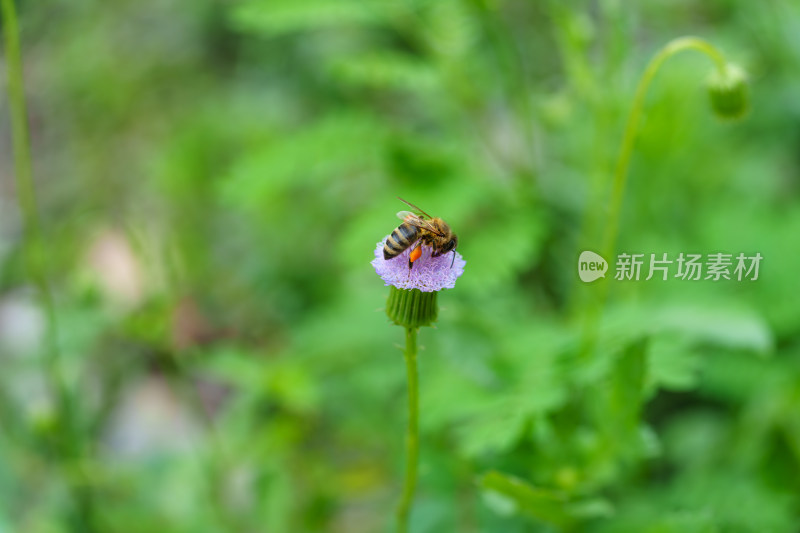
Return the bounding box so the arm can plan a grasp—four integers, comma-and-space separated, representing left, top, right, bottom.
384, 222, 418, 259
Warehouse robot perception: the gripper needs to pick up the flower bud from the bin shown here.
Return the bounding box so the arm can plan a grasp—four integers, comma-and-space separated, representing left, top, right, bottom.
707, 63, 749, 119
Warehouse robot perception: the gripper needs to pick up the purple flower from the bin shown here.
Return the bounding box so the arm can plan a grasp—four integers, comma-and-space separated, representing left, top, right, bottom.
371, 236, 466, 292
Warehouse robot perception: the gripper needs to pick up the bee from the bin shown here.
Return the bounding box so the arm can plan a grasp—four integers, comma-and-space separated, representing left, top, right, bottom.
383, 197, 458, 270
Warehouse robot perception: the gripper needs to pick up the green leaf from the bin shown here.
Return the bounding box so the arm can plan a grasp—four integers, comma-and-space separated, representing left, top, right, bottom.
420, 0, 479, 57
601, 303, 773, 355
219, 113, 384, 214
329, 51, 438, 92
457, 409, 528, 458
608, 337, 647, 434
230, 0, 401, 36
648, 335, 699, 391
652, 305, 772, 354
458, 202, 547, 294
480, 471, 571, 525
480, 471, 614, 526
593, 337, 649, 463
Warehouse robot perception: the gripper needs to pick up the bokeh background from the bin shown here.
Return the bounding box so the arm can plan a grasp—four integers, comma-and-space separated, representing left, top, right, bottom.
1, 0, 800, 531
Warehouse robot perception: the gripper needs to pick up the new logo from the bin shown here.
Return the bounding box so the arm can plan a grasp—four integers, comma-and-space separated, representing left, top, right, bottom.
578, 251, 608, 283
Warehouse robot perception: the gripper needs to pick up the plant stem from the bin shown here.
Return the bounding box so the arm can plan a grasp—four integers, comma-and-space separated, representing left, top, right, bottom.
600, 36, 726, 264
579, 37, 729, 354
1, 1, 94, 530
396, 327, 419, 533
1, 0, 68, 408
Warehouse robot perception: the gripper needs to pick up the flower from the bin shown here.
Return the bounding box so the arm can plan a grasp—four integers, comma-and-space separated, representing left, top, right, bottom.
371, 236, 466, 292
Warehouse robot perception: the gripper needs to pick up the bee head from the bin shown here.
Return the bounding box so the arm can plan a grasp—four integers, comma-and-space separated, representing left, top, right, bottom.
444, 235, 458, 253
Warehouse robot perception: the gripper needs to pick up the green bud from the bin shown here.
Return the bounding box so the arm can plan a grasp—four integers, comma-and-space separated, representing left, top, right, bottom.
386, 286, 438, 328
707, 63, 749, 119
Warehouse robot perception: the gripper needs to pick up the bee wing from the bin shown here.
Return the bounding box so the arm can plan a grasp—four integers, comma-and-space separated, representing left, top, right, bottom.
402, 214, 446, 237
396, 210, 415, 221
397, 197, 434, 219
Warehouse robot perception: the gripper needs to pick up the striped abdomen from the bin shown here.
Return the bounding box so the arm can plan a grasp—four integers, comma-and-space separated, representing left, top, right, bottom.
384, 222, 419, 259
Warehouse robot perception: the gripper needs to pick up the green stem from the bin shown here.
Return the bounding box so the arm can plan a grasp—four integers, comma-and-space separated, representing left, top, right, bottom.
1, 0, 32, 211
1, 0, 68, 410
600, 36, 726, 262
1, 1, 94, 530
577, 37, 729, 356
396, 327, 419, 533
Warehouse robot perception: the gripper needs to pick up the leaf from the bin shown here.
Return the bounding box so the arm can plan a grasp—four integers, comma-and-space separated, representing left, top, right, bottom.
458, 202, 547, 294
648, 335, 699, 391
480, 471, 571, 525
607, 337, 647, 435
567, 498, 615, 520
457, 409, 528, 458
230, 0, 401, 36
329, 51, 439, 92
219, 113, 384, 214
480, 471, 614, 526
420, 0, 479, 57
593, 337, 648, 462
601, 303, 773, 355
198, 346, 320, 414
652, 306, 772, 354
447, 323, 569, 458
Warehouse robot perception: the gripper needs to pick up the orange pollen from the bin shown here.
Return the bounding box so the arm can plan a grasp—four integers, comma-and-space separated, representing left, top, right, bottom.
410, 246, 422, 262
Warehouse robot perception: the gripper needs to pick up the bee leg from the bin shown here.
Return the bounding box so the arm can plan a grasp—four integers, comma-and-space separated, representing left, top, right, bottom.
408, 242, 422, 272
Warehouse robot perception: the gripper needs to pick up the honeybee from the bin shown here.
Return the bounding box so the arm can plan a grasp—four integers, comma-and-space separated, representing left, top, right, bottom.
383, 197, 458, 270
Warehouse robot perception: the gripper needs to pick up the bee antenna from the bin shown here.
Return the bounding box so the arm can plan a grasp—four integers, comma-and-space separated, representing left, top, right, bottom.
450, 249, 456, 268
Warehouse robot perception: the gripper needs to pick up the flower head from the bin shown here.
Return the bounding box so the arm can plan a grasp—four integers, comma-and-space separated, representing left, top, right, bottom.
371, 237, 466, 292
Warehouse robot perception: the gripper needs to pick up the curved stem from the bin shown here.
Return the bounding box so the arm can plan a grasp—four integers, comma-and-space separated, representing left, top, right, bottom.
396, 327, 419, 533
600, 36, 726, 261
575, 37, 729, 356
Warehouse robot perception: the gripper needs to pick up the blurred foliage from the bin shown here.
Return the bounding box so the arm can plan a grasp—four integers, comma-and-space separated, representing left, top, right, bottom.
1, 0, 800, 531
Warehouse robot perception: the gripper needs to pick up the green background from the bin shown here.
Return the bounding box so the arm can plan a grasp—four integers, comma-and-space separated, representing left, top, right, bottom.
1, 0, 799, 531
